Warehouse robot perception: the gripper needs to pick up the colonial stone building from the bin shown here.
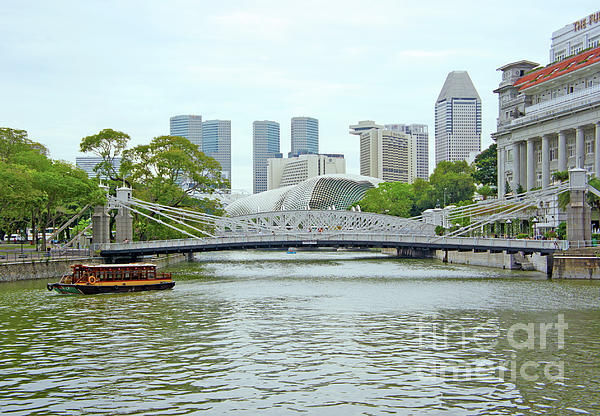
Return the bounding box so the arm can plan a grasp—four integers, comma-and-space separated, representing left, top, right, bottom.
493, 46, 600, 196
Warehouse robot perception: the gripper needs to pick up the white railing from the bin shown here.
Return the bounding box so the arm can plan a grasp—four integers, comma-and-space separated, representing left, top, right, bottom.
512, 85, 600, 127
100, 233, 567, 253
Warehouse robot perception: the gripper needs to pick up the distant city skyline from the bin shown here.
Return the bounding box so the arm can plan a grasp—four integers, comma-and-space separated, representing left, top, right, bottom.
3, 2, 599, 192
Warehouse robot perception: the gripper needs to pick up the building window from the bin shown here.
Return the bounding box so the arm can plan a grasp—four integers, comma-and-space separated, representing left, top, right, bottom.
550, 147, 558, 161
568, 144, 574, 157
537, 150, 542, 164
586, 141, 593, 154
507, 149, 513, 163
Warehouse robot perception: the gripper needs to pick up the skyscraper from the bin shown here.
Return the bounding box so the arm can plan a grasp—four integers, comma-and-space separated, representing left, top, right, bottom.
253, 120, 282, 193
434, 71, 482, 165
350, 120, 417, 183
170, 115, 203, 148
202, 120, 232, 184
385, 123, 429, 179
290, 116, 318, 157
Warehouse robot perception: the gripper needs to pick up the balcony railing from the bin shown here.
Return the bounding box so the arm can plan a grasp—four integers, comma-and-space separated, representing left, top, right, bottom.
510, 85, 600, 127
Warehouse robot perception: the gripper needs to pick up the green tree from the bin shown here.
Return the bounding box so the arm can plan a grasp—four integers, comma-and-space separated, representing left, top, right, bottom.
0, 128, 102, 248
429, 161, 476, 206
352, 182, 415, 217
472, 143, 497, 186
552, 170, 569, 182
80, 128, 130, 182
121, 136, 229, 240
477, 185, 496, 200
412, 178, 436, 214
31, 160, 104, 250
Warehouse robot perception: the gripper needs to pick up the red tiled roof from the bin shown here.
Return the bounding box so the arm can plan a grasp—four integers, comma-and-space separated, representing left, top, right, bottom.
514, 45, 600, 91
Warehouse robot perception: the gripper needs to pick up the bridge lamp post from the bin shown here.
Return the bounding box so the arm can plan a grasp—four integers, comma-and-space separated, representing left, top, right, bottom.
532, 217, 538, 239
506, 219, 512, 238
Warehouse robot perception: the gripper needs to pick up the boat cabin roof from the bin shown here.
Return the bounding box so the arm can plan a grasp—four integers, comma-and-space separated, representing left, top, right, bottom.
73, 263, 157, 269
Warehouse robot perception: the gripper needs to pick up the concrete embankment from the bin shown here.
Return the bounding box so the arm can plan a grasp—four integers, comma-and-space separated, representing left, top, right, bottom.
552, 248, 600, 279
382, 247, 553, 275
0, 253, 187, 282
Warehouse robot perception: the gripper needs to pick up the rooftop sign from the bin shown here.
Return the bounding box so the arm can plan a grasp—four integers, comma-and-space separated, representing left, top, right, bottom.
574, 11, 600, 32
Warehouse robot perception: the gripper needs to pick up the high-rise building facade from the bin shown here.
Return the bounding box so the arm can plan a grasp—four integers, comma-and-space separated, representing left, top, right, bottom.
253, 120, 282, 193
170, 115, 203, 148
385, 123, 429, 179
350, 120, 417, 183
202, 120, 232, 184
434, 71, 482, 165
267, 153, 345, 190
290, 117, 319, 157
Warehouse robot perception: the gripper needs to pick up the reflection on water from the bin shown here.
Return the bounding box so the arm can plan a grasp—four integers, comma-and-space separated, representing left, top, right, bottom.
1, 250, 599, 415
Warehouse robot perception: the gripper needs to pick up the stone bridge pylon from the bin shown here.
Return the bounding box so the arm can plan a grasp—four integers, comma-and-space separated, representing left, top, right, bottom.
92, 184, 133, 246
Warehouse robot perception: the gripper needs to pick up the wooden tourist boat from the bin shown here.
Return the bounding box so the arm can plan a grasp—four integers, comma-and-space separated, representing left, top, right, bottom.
47, 263, 175, 295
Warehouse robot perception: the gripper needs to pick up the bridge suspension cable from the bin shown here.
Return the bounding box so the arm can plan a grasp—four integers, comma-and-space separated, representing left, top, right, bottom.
440, 182, 570, 238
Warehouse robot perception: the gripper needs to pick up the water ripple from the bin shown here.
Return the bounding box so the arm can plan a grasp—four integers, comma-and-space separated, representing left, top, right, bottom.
1, 252, 599, 415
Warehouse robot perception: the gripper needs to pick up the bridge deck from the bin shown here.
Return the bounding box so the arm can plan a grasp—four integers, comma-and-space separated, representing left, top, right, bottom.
100, 233, 565, 260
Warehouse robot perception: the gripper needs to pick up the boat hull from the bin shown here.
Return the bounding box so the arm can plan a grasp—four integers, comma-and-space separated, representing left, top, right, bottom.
47, 282, 175, 295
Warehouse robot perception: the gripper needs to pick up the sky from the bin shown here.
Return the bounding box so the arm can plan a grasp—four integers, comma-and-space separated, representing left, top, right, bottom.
2, 1, 599, 192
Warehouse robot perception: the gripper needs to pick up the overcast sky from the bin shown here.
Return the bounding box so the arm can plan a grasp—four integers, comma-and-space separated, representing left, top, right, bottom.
2, 1, 599, 192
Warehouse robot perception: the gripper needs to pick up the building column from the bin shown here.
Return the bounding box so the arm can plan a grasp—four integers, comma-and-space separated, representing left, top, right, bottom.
498, 146, 505, 198
512, 141, 520, 192
576, 126, 585, 168
558, 131, 567, 172
541, 134, 550, 188
526, 138, 535, 191
595, 122, 600, 178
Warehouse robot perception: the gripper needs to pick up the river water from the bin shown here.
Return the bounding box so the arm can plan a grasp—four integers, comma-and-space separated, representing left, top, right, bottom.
1, 251, 599, 415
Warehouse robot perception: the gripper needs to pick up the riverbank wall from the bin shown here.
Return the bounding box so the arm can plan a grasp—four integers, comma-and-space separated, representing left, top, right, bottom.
382, 247, 552, 275
552, 248, 600, 279
0, 253, 187, 282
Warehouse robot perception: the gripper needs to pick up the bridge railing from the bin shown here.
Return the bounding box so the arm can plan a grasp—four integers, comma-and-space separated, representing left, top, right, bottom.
99, 232, 568, 253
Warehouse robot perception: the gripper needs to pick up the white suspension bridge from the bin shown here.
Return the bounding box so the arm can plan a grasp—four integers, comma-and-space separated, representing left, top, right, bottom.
91, 178, 579, 263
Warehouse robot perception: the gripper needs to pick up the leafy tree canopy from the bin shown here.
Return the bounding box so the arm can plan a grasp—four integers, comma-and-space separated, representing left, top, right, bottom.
429, 160, 476, 207
472, 143, 497, 186
353, 182, 415, 217
121, 135, 229, 206
80, 128, 130, 181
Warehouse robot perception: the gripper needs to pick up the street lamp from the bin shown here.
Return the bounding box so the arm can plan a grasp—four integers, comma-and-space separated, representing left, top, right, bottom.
532, 217, 539, 239
444, 188, 447, 207
506, 219, 512, 238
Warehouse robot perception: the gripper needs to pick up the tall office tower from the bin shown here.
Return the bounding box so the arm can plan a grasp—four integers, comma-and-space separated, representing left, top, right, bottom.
202, 120, 232, 185
253, 120, 282, 193
290, 117, 319, 157
434, 71, 482, 165
170, 115, 203, 148
349, 120, 417, 183
385, 123, 429, 179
